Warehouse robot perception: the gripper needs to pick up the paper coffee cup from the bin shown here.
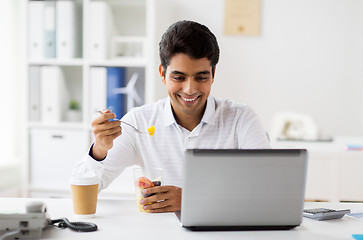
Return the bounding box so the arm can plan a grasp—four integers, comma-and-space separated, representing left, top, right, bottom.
70, 176, 99, 218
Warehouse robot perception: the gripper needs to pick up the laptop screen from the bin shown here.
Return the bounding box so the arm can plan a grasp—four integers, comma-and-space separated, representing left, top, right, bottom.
181, 149, 308, 230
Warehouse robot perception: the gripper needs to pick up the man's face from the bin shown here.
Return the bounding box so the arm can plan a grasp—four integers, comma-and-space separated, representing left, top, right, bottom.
160, 53, 214, 119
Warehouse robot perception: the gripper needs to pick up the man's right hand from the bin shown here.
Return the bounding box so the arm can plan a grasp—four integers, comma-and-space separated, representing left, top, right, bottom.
91, 110, 122, 160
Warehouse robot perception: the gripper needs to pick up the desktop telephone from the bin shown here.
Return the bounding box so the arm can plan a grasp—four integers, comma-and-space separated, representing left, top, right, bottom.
0, 201, 97, 239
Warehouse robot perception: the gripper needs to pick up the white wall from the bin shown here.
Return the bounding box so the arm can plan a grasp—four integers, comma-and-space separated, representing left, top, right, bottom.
0, 1, 17, 166
157, 0, 363, 136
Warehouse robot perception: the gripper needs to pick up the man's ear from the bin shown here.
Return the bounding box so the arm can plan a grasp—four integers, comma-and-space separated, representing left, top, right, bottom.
159, 64, 166, 85
211, 66, 216, 84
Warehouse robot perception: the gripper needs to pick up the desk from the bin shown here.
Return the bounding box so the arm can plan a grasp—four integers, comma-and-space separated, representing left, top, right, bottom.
1, 198, 363, 240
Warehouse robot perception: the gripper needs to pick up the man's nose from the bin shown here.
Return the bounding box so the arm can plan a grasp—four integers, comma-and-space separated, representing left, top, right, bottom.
183, 78, 197, 95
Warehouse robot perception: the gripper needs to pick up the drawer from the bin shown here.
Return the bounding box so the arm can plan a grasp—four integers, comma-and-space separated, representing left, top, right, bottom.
30, 128, 86, 190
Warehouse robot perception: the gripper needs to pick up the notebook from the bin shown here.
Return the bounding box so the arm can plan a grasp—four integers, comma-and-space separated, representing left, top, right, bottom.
179, 149, 308, 230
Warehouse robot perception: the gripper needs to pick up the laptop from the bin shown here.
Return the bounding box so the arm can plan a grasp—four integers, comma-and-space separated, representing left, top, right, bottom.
179, 149, 308, 231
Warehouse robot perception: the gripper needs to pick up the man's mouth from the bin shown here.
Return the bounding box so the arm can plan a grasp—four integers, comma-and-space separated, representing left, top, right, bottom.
179, 95, 200, 103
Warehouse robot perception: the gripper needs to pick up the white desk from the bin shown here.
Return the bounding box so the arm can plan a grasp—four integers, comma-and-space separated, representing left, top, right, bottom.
1, 198, 363, 240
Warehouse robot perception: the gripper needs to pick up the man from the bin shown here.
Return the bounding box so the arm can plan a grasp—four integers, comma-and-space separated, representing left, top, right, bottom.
73, 20, 270, 213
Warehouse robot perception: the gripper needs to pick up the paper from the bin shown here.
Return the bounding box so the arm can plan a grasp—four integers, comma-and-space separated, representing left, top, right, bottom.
224, 0, 261, 35
347, 211, 363, 222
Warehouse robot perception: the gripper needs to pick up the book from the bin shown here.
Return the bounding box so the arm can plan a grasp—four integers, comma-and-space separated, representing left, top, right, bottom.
107, 67, 126, 119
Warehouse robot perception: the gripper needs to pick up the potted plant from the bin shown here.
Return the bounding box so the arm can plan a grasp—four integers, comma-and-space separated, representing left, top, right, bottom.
67, 99, 82, 122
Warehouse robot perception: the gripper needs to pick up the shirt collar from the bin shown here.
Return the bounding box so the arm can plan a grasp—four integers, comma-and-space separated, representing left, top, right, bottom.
201, 95, 216, 125
163, 97, 176, 127
163, 95, 216, 127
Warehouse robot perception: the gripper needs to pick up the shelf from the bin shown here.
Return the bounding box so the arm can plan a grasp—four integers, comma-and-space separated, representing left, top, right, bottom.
89, 58, 146, 67
28, 59, 84, 66
105, 0, 145, 6
28, 122, 86, 130
24, 0, 166, 198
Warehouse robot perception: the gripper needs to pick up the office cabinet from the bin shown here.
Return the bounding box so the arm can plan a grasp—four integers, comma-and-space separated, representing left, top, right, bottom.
272, 137, 363, 202
30, 128, 85, 191
24, 0, 172, 197
339, 153, 363, 201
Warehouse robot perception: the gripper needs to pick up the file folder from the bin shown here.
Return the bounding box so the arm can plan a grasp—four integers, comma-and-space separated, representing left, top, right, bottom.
28, 1, 44, 58
40, 66, 68, 123
29, 66, 41, 122
107, 67, 126, 119
56, 0, 78, 59
90, 67, 107, 121
44, 1, 56, 58
90, 1, 113, 59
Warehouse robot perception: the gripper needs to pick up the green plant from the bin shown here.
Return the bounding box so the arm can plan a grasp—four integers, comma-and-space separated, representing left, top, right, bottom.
69, 100, 80, 110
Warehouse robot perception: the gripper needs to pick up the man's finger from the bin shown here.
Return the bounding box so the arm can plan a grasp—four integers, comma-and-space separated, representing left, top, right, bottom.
150, 205, 176, 213
140, 192, 168, 205
93, 112, 116, 124
142, 186, 169, 195
143, 200, 169, 211
93, 121, 121, 132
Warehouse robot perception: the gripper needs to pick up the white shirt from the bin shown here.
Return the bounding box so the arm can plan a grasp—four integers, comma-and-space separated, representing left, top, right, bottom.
72, 96, 270, 190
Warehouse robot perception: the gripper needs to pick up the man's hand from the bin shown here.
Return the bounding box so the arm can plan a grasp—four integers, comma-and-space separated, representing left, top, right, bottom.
140, 186, 182, 213
91, 110, 122, 160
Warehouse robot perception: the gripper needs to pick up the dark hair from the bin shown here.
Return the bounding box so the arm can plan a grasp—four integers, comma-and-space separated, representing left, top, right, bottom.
159, 20, 220, 76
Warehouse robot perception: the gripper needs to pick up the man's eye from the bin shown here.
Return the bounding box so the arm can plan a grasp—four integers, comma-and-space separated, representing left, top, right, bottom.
196, 76, 208, 81
173, 76, 184, 81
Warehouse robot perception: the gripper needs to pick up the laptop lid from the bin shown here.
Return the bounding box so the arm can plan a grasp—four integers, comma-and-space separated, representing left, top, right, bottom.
180, 149, 308, 230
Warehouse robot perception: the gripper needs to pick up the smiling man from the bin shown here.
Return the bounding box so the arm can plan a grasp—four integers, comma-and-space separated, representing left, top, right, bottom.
73, 20, 270, 213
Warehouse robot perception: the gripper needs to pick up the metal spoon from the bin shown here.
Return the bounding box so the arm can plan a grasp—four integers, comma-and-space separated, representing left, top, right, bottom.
97, 110, 146, 134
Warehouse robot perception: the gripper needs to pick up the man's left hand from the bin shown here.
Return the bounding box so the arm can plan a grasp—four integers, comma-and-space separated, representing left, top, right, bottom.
140, 185, 182, 213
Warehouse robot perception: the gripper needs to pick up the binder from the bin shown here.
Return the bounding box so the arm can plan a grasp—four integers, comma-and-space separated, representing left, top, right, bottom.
90, 67, 107, 121
90, 1, 113, 60
107, 67, 126, 119
28, 1, 44, 58
56, 0, 78, 59
29, 66, 41, 121
44, 1, 56, 58
40, 66, 68, 123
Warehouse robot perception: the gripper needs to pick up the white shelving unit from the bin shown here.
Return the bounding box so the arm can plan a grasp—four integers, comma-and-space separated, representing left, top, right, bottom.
23, 0, 172, 198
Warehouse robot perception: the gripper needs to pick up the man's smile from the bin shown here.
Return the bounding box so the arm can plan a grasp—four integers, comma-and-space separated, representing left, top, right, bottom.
178, 95, 200, 104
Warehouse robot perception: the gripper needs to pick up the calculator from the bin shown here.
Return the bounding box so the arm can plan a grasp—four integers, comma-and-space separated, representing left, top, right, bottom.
303, 208, 351, 221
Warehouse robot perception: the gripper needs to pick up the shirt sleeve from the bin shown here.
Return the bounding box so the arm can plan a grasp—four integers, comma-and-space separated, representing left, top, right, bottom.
72, 111, 142, 191
237, 106, 271, 149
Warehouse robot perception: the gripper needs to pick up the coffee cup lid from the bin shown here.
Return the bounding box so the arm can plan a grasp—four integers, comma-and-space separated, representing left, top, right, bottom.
70, 175, 99, 186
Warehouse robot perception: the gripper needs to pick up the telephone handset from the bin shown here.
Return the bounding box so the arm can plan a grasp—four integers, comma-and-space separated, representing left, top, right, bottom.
0, 201, 97, 239
0, 201, 49, 239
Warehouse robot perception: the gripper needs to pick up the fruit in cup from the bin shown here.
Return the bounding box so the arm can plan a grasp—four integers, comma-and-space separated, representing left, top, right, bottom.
135, 176, 162, 212
152, 181, 161, 186
135, 177, 154, 188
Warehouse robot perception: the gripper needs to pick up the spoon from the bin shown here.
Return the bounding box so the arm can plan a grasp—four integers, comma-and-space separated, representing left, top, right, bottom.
97, 110, 146, 134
